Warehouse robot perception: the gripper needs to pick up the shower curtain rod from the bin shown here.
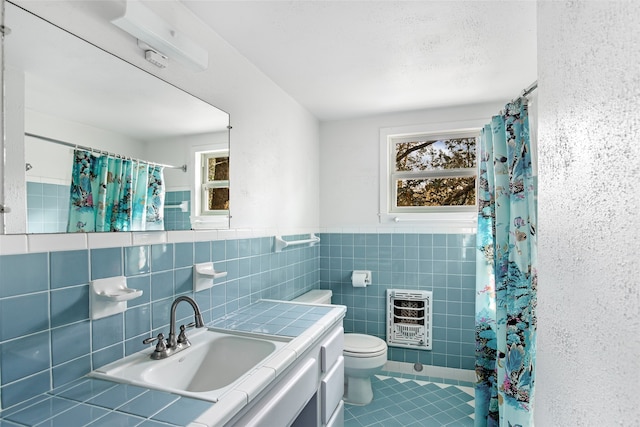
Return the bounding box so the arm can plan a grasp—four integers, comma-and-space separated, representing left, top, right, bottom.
521, 80, 538, 98
501, 80, 538, 115
25, 132, 187, 172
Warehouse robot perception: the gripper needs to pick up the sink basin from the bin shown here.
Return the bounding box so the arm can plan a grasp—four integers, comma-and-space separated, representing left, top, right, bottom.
90, 328, 290, 402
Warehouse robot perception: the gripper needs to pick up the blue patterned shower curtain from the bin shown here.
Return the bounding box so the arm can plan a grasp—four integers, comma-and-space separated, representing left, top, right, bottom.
67, 150, 165, 232
475, 98, 537, 427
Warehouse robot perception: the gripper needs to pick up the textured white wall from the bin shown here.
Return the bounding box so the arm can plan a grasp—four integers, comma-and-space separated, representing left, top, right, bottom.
536, 1, 640, 425
9, 0, 320, 234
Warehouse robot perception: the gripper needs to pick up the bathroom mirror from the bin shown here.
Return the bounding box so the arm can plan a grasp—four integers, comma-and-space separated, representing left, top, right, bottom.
1, 1, 230, 234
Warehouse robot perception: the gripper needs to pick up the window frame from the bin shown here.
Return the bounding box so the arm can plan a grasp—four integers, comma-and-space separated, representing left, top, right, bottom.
191, 145, 229, 229
379, 121, 483, 231
199, 152, 230, 216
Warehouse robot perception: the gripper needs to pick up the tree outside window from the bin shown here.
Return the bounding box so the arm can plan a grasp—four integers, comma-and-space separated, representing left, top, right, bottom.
201, 152, 229, 216
390, 133, 477, 212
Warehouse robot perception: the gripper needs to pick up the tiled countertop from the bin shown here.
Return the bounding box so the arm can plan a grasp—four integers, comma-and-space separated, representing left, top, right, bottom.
0, 300, 345, 427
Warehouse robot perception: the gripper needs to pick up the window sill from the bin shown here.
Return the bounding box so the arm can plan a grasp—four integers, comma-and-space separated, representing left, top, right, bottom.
378, 212, 477, 234
191, 215, 229, 230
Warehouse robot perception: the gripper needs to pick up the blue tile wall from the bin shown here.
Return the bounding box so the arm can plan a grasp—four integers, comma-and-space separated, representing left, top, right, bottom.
319, 233, 476, 371
50, 250, 89, 289
90, 248, 123, 280
163, 191, 191, 231
0, 231, 474, 410
0, 293, 49, 340
0, 235, 318, 411
0, 332, 50, 384
0, 253, 48, 297
26, 182, 69, 233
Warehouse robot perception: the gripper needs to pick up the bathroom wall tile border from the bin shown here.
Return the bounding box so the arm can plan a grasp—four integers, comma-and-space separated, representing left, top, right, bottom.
131, 232, 167, 246
28, 233, 87, 253
1, 224, 480, 256
0, 227, 320, 255
0, 235, 28, 255
87, 233, 132, 249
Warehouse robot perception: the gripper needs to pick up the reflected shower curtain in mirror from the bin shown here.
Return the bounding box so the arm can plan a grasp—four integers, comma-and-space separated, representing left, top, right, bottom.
475, 98, 537, 427
67, 150, 165, 232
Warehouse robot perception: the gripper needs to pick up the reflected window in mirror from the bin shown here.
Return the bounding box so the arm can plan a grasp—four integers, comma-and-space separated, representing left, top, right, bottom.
202, 152, 230, 213
191, 148, 230, 229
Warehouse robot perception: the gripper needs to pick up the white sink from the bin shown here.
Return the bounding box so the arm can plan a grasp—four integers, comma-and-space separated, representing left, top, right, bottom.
90, 328, 290, 402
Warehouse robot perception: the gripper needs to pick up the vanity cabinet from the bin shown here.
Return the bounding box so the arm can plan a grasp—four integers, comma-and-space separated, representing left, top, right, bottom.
224, 323, 344, 427
319, 326, 344, 426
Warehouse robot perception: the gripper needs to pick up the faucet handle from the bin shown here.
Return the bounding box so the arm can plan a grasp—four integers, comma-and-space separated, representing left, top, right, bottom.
143, 333, 168, 353
143, 332, 163, 345
177, 325, 189, 344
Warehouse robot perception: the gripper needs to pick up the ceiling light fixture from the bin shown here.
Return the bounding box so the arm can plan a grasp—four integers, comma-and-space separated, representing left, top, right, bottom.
137, 40, 168, 68
111, 0, 208, 72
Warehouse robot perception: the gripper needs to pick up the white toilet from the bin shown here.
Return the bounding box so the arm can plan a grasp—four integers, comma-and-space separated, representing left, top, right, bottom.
292, 289, 388, 406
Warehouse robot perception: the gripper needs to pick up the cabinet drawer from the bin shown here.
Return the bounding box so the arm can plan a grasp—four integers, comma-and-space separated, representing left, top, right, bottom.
321, 356, 344, 425
326, 399, 344, 427
240, 358, 318, 427
321, 326, 343, 372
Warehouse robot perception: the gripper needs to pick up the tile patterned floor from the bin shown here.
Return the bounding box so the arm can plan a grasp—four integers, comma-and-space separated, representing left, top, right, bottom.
344, 374, 475, 427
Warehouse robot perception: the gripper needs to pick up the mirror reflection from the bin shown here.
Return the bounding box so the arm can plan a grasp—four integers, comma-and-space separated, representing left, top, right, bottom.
3, 1, 230, 234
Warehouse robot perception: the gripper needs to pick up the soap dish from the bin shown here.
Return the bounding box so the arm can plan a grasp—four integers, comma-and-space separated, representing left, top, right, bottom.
95, 287, 143, 302
193, 262, 228, 292
90, 276, 143, 320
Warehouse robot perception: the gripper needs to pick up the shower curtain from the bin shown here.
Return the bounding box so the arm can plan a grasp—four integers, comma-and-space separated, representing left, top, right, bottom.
67, 149, 165, 232
475, 98, 537, 427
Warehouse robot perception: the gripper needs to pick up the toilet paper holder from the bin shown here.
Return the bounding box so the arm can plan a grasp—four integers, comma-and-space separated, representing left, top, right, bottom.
352, 270, 372, 287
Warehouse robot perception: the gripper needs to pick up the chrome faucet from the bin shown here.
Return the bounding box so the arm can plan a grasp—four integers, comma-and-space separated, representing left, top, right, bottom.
143, 296, 205, 360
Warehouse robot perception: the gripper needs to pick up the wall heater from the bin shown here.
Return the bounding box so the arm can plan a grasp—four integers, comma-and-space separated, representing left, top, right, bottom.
386, 289, 433, 350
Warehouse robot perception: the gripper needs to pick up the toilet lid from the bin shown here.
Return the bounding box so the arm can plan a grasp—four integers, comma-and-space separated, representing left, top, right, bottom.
344, 334, 387, 357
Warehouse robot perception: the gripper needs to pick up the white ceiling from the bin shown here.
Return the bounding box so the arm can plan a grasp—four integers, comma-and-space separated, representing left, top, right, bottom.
6, 2, 229, 142
182, 0, 538, 121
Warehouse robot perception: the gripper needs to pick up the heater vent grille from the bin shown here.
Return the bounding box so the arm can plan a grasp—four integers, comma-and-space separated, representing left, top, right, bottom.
386, 289, 432, 350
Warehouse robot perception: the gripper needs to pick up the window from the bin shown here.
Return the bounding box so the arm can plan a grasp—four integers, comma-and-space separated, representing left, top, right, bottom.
200, 152, 229, 215
392, 132, 477, 211
191, 148, 229, 229
379, 123, 481, 229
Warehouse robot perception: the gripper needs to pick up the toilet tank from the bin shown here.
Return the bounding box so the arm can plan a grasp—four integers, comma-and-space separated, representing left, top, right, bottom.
292, 289, 332, 304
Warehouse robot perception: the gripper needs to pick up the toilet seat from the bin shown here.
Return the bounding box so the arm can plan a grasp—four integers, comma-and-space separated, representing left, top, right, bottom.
344, 334, 387, 358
